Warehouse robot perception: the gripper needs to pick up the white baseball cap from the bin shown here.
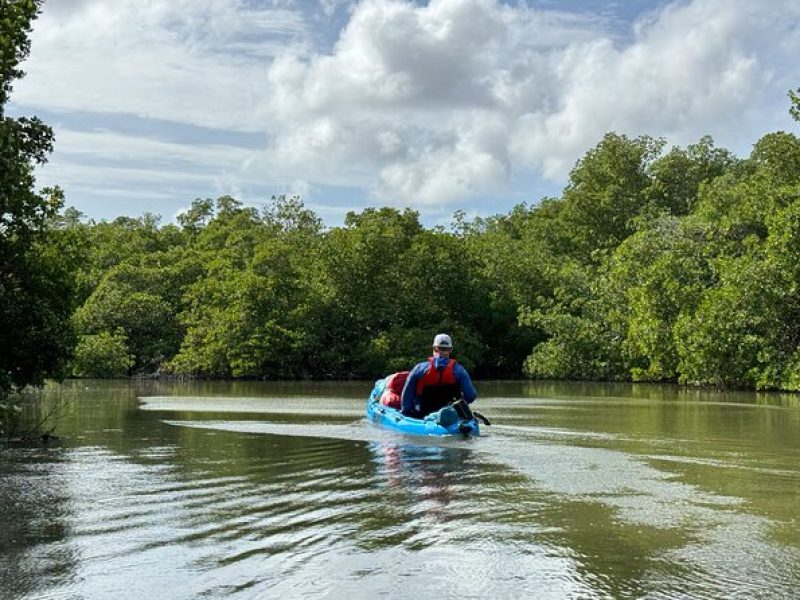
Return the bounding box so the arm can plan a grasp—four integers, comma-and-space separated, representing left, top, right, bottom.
433, 333, 452, 348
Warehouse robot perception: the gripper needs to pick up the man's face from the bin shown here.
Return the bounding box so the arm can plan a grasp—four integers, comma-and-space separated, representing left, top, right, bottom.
434, 346, 452, 356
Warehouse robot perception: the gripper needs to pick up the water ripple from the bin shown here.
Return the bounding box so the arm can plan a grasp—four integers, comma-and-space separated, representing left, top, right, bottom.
5, 387, 800, 599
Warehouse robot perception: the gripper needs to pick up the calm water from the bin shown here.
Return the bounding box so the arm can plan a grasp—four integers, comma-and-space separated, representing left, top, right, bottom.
2, 380, 799, 599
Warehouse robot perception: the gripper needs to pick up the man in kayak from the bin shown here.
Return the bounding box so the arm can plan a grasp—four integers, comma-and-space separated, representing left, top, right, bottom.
400, 333, 478, 418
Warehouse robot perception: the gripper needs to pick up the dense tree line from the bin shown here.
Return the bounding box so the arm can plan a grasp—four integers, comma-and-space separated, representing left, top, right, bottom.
65, 110, 800, 390
4, 2, 800, 409
66, 196, 532, 381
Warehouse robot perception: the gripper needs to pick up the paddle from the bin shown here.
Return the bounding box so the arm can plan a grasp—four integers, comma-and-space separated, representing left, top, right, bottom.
472, 411, 491, 426
451, 398, 491, 426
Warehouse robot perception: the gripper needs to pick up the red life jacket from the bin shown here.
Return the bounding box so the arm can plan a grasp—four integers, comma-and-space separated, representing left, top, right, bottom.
416, 357, 457, 395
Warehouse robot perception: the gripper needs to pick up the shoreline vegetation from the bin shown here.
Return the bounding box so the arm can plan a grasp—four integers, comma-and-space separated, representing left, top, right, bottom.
59, 119, 800, 393
3, 2, 800, 439
49, 111, 799, 389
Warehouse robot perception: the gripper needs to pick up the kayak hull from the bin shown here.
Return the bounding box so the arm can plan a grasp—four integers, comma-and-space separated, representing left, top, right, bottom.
366, 378, 480, 437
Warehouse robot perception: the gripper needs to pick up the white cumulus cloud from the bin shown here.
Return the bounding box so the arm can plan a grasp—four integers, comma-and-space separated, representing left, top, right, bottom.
15, 0, 309, 130
259, 0, 800, 205
10, 0, 800, 218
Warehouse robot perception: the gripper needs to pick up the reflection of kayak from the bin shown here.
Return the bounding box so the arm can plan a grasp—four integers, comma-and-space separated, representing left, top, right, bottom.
366, 377, 480, 437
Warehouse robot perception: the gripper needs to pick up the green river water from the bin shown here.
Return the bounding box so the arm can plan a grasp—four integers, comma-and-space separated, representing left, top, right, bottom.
1, 379, 799, 599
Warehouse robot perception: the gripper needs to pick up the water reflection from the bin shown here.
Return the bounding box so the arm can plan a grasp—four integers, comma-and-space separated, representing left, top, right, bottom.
369, 442, 466, 526
2, 379, 799, 599
0, 450, 78, 600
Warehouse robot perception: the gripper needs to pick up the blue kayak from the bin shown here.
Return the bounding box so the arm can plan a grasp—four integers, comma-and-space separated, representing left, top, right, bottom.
366, 377, 480, 437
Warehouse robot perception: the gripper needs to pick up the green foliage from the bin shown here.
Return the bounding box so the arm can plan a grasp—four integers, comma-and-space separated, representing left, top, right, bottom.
790, 87, 800, 122
514, 125, 799, 389
53, 117, 800, 391
177, 198, 214, 235
0, 0, 41, 109
72, 330, 134, 378
262, 194, 322, 234
613, 218, 714, 381
166, 196, 326, 378
314, 207, 425, 376
675, 251, 789, 388
70, 213, 178, 302
73, 275, 179, 374
645, 136, 736, 217
559, 133, 663, 258
11, 61, 793, 393
751, 131, 800, 186
6, 0, 800, 418
1, 0, 79, 408
520, 259, 628, 381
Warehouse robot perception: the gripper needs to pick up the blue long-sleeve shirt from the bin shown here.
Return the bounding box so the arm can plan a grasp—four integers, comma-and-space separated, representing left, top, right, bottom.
400, 355, 477, 414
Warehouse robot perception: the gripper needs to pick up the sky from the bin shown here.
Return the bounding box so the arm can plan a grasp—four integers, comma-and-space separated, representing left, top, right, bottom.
7, 0, 800, 226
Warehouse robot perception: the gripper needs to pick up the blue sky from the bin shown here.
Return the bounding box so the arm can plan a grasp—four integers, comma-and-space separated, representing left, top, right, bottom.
8, 0, 800, 226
